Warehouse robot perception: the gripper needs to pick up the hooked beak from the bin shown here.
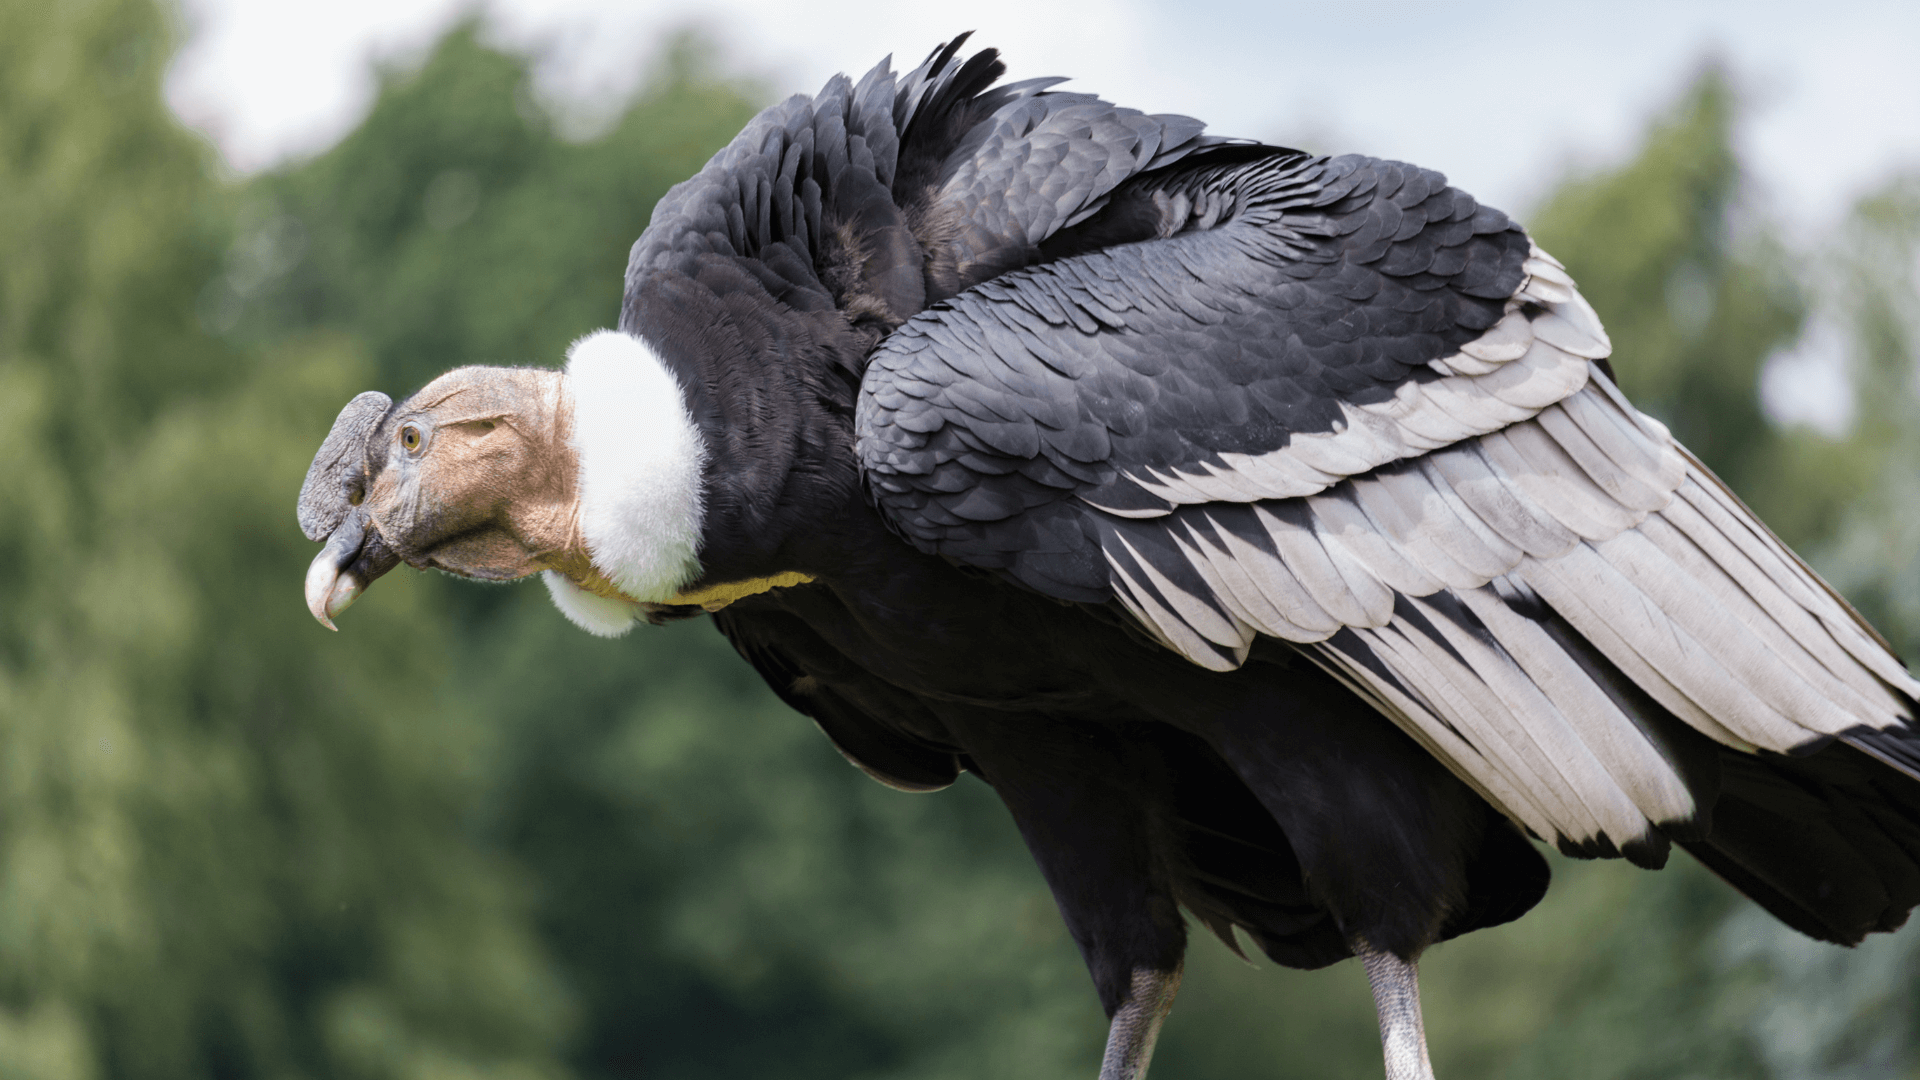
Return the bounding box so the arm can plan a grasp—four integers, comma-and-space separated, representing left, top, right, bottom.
304, 510, 401, 630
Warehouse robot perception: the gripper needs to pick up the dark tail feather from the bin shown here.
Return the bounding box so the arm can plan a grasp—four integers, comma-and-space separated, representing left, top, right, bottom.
1681, 736, 1920, 945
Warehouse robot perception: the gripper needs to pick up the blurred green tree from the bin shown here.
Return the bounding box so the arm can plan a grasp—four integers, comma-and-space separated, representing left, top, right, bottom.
1750, 175, 1920, 1080
1820, 178, 1920, 654
0, 2, 574, 1077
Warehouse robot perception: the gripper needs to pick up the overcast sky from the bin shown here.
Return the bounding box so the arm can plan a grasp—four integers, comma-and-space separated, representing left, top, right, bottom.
164, 0, 1919, 431
168, 0, 1920, 229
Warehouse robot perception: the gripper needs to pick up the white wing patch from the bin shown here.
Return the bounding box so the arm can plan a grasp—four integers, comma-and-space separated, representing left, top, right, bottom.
1102, 366, 1920, 859
1088, 245, 1608, 516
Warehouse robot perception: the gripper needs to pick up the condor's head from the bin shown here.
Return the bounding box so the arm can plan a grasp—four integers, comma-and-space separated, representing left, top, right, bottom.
297, 331, 707, 638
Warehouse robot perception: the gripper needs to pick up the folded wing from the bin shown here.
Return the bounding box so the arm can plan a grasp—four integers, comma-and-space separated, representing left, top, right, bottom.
856, 149, 1920, 865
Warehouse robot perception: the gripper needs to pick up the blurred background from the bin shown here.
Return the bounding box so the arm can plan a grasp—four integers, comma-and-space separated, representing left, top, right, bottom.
4, 0, 1920, 1077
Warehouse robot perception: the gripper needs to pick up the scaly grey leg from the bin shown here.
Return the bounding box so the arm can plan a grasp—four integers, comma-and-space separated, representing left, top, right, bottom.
1098, 964, 1183, 1080
1359, 947, 1436, 1080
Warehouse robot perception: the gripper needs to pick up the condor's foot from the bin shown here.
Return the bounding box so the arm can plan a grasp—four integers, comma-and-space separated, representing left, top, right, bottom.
1359, 946, 1436, 1080
1098, 965, 1182, 1080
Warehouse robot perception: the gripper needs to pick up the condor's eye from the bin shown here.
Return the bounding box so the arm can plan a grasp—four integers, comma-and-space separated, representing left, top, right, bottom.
400, 424, 424, 452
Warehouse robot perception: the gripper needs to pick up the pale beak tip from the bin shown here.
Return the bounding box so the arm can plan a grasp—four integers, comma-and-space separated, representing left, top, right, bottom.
305, 545, 356, 631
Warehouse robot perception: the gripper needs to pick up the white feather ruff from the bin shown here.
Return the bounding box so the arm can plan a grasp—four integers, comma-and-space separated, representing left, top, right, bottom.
542, 570, 645, 637
564, 329, 706, 605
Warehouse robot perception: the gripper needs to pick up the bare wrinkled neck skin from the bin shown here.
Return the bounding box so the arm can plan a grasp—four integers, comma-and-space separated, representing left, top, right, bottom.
363, 365, 628, 596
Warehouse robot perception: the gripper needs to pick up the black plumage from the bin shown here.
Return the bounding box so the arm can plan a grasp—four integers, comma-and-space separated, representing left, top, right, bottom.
859, 149, 1531, 582
628, 37, 1920, 1076
302, 35, 1920, 1080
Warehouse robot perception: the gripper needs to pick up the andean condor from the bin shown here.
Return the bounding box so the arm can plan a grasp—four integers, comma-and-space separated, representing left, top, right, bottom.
296, 36, 1920, 1080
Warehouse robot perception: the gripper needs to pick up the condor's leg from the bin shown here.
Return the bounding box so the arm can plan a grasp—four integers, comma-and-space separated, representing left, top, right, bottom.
1166, 661, 1547, 1080
1099, 965, 1183, 1080
940, 710, 1188, 1080
1358, 946, 1435, 1080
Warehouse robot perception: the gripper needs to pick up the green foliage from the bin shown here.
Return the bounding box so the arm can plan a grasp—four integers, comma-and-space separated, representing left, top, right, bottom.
233, 22, 765, 395
1818, 179, 1920, 654
1765, 186, 1920, 1073
449, 597, 1106, 1080
0, 3, 571, 1076
9, 3, 1920, 1077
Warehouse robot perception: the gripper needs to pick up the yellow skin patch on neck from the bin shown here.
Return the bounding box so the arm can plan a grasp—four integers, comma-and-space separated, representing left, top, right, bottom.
668, 571, 817, 612
557, 558, 815, 613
